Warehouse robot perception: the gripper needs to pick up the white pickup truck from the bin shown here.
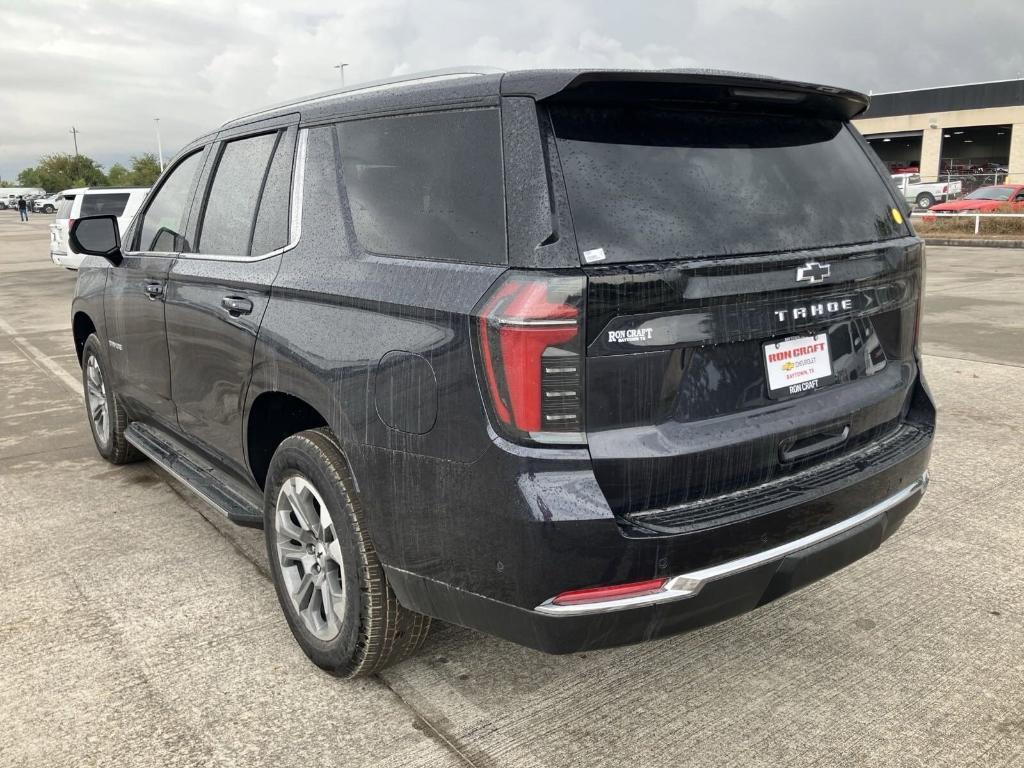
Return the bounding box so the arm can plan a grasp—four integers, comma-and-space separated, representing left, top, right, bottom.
891, 173, 962, 210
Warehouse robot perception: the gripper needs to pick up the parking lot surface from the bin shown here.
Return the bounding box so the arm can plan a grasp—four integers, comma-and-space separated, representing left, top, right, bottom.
1, 212, 1022, 768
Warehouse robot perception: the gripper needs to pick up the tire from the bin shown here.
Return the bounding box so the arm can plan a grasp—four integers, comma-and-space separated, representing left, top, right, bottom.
43, 205, 55, 213
81, 334, 141, 464
916, 192, 936, 210
263, 428, 430, 677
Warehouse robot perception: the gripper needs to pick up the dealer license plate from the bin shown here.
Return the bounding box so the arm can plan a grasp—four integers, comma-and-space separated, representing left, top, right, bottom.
763, 333, 833, 398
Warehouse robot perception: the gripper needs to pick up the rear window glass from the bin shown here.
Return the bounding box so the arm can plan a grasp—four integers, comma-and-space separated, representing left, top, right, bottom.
550, 105, 906, 263
337, 108, 506, 265
80, 193, 130, 217
56, 196, 76, 218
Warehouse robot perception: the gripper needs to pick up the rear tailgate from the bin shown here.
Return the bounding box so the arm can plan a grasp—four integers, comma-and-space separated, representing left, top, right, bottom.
583, 240, 923, 520
545, 90, 924, 526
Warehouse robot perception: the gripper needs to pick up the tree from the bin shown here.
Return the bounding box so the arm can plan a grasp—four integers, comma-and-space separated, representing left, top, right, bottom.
17, 154, 106, 192
107, 163, 131, 186
125, 153, 162, 187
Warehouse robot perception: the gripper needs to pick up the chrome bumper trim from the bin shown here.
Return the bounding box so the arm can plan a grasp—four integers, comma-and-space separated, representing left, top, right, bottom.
535, 472, 928, 617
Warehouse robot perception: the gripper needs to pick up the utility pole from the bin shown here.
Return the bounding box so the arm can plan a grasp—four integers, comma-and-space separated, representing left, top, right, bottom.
334, 62, 348, 85
154, 118, 165, 171
70, 126, 80, 156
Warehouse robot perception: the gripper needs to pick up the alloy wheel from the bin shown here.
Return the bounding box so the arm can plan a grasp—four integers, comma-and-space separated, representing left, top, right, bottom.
85, 355, 110, 448
274, 475, 347, 641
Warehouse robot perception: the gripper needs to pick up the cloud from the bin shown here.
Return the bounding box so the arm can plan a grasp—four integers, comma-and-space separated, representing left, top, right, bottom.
1, 0, 1022, 181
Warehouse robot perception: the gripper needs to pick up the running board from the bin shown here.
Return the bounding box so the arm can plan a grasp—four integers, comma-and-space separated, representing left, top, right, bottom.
125, 422, 264, 528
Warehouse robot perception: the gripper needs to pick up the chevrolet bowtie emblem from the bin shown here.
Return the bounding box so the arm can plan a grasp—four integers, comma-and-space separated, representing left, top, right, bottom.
796, 261, 831, 284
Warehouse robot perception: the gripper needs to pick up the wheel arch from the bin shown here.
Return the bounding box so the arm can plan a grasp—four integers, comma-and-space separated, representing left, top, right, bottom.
245, 390, 334, 490
72, 311, 97, 365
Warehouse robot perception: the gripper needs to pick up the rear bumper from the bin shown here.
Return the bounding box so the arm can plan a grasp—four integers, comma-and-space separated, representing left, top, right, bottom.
536, 472, 926, 617
386, 471, 928, 654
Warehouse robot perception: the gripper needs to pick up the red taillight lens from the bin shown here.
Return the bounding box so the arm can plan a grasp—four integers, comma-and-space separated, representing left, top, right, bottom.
476, 272, 586, 445
551, 578, 668, 606
942, 184, 948, 193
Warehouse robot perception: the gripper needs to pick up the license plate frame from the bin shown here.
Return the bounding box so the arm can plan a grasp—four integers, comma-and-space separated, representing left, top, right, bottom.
763, 333, 834, 399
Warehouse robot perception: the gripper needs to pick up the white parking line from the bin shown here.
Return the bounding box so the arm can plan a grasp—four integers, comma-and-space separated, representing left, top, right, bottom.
0, 316, 82, 399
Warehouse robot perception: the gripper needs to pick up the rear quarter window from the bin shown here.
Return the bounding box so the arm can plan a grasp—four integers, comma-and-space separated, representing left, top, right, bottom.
56, 196, 75, 218
336, 108, 506, 265
550, 104, 907, 263
80, 193, 130, 217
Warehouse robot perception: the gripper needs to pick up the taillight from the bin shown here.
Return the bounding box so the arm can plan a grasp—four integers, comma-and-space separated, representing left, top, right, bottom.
942, 184, 948, 193
476, 272, 586, 445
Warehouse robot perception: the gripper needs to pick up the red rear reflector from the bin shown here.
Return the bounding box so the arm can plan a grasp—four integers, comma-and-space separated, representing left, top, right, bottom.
551, 578, 668, 606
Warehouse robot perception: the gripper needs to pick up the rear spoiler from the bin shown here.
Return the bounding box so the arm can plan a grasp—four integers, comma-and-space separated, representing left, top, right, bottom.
500, 69, 869, 120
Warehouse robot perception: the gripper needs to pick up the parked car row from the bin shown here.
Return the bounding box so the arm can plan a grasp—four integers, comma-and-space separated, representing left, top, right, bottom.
0, 187, 47, 209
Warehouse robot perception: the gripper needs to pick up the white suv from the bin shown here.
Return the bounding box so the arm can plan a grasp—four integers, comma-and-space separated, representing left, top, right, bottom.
51, 187, 149, 269
33, 194, 61, 213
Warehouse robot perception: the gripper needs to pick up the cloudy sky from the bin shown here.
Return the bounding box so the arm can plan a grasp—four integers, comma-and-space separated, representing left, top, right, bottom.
1, 0, 1023, 181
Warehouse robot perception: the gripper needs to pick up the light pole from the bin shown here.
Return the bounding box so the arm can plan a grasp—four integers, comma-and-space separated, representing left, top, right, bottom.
334, 62, 348, 85
70, 126, 80, 156
154, 118, 164, 171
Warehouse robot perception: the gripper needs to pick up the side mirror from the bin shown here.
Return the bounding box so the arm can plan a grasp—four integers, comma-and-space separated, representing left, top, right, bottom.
69, 215, 123, 266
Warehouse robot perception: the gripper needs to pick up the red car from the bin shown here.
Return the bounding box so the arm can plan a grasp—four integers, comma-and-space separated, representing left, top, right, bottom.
929, 184, 1024, 213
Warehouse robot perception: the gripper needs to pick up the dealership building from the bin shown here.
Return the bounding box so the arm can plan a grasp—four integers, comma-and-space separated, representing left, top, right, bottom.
853, 78, 1024, 183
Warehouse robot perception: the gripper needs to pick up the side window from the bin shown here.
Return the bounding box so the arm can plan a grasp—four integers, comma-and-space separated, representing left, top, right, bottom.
336, 108, 506, 265
198, 132, 278, 256
80, 193, 130, 217
137, 151, 204, 253
250, 130, 295, 255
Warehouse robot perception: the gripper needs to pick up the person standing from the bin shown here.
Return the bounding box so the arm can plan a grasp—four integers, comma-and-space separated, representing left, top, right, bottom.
17, 196, 29, 222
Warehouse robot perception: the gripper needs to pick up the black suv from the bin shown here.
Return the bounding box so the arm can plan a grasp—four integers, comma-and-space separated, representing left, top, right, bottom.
69, 68, 934, 677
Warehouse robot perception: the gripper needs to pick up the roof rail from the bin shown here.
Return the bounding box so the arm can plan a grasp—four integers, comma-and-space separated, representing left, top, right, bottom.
225, 66, 506, 126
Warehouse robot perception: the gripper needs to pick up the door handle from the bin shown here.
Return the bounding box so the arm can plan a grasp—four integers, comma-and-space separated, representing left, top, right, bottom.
144, 282, 164, 300
221, 296, 254, 316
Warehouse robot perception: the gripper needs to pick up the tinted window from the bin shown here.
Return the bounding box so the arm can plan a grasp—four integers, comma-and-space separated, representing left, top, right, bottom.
551, 105, 906, 263
250, 130, 294, 255
337, 109, 506, 264
137, 151, 203, 252
80, 193, 130, 217
199, 133, 278, 256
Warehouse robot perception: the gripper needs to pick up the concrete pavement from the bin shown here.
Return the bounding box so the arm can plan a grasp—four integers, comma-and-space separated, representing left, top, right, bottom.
0, 211, 1021, 767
